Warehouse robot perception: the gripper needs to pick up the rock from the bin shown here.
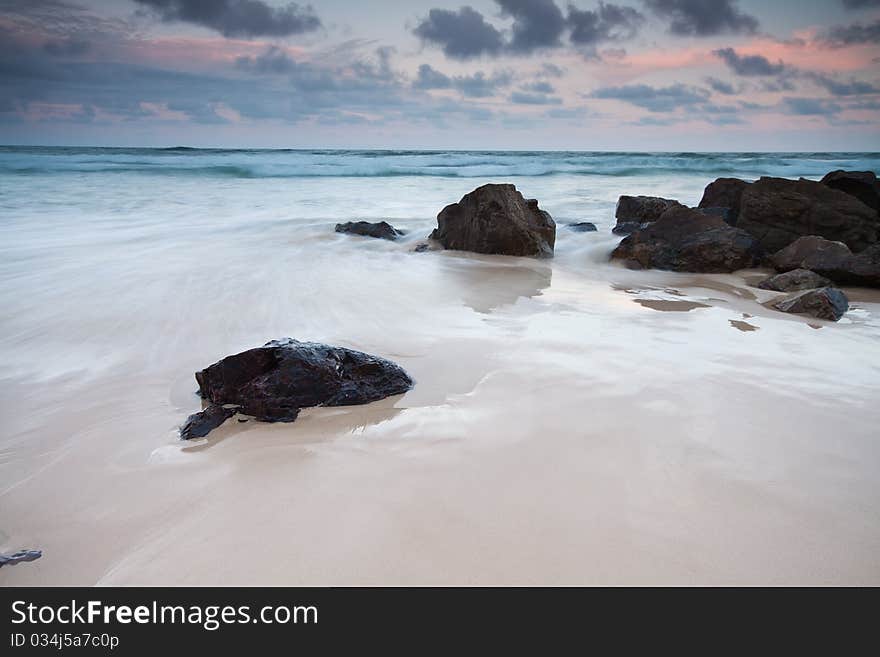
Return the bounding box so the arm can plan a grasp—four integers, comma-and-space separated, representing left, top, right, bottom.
769, 236, 853, 276
615, 195, 680, 223
843, 242, 880, 287
430, 183, 555, 257
568, 222, 597, 232
821, 170, 880, 213
335, 221, 402, 240
736, 177, 879, 253
611, 205, 762, 273
187, 339, 412, 435
180, 404, 236, 440
612, 221, 648, 236
757, 268, 832, 292
772, 287, 849, 322
697, 206, 732, 224
698, 178, 751, 224
0, 550, 42, 567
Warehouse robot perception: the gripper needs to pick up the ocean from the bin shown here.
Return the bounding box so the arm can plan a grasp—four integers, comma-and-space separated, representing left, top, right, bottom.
2, 147, 879, 585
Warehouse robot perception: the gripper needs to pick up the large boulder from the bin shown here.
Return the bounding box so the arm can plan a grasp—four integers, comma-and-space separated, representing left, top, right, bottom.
769, 236, 853, 276
757, 269, 832, 292
181, 339, 413, 438
615, 195, 680, 223
843, 243, 880, 287
611, 205, 762, 273
772, 287, 849, 322
821, 170, 880, 213
336, 221, 402, 240
736, 177, 879, 253
430, 184, 555, 257
698, 178, 751, 224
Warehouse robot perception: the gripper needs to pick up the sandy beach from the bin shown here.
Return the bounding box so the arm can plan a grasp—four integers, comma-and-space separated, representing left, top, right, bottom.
1, 154, 879, 586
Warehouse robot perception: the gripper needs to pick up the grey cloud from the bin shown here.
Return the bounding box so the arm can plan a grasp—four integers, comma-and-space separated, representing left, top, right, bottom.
643, 0, 758, 36
568, 2, 644, 46
521, 80, 555, 93
540, 63, 565, 77
132, 0, 321, 38
841, 0, 880, 8
804, 72, 880, 96
412, 7, 504, 59
411, 65, 512, 97
591, 82, 710, 112
43, 38, 91, 57
705, 77, 737, 95
413, 64, 452, 89
235, 46, 298, 74
714, 48, 786, 76
497, 0, 567, 53
823, 19, 880, 45
509, 91, 562, 104
783, 97, 842, 116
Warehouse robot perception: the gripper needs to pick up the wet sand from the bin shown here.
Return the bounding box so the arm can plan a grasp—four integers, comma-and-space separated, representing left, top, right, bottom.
2, 230, 879, 585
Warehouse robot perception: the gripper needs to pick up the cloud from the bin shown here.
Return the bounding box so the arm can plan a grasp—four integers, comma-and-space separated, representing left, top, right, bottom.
591, 82, 709, 111
567, 2, 645, 46
497, 0, 567, 53
235, 46, 298, 74
713, 47, 786, 76
413, 64, 452, 89
840, 0, 880, 8
783, 97, 842, 116
823, 19, 880, 46
412, 7, 504, 59
643, 0, 758, 36
705, 76, 737, 95
509, 91, 562, 104
411, 65, 512, 97
43, 38, 91, 57
521, 81, 555, 93
132, 0, 321, 38
804, 72, 880, 96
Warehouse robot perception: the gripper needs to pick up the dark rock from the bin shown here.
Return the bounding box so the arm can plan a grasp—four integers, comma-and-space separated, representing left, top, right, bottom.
698, 178, 751, 224
0, 550, 42, 567
821, 170, 880, 213
757, 268, 832, 292
335, 221, 402, 240
697, 206, 732, 224
772, 287, 849, 322
612, 221, 648, 236
180, 404, 236, 440
736, 177, 879, 253
615, 195, 680, 223
843, 242, 880, 287
568, 222, 597, 232
611, 205, 762, 273
414, 243, 430, 252
188, 339, 412, 435
769, 236, 853, 276
430, 183, 555, 257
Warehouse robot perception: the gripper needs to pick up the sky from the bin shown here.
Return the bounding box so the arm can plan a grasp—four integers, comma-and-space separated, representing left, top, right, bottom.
1, 0, 879, 150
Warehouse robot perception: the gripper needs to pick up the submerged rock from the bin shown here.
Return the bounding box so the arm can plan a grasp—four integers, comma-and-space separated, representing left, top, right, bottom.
772, 287, 849, 322
568, 222, 597, 232
698, 178, 751, 224
611, 205, 762, 273
430, 183, 555, 257
0, 550, 42, 567
757, 268, 832, 292
821, 170, 880, 213
335, 221, 402, 240
180, 404, 236, 440
182, 339, 413, 438
736, 177, 879, 253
